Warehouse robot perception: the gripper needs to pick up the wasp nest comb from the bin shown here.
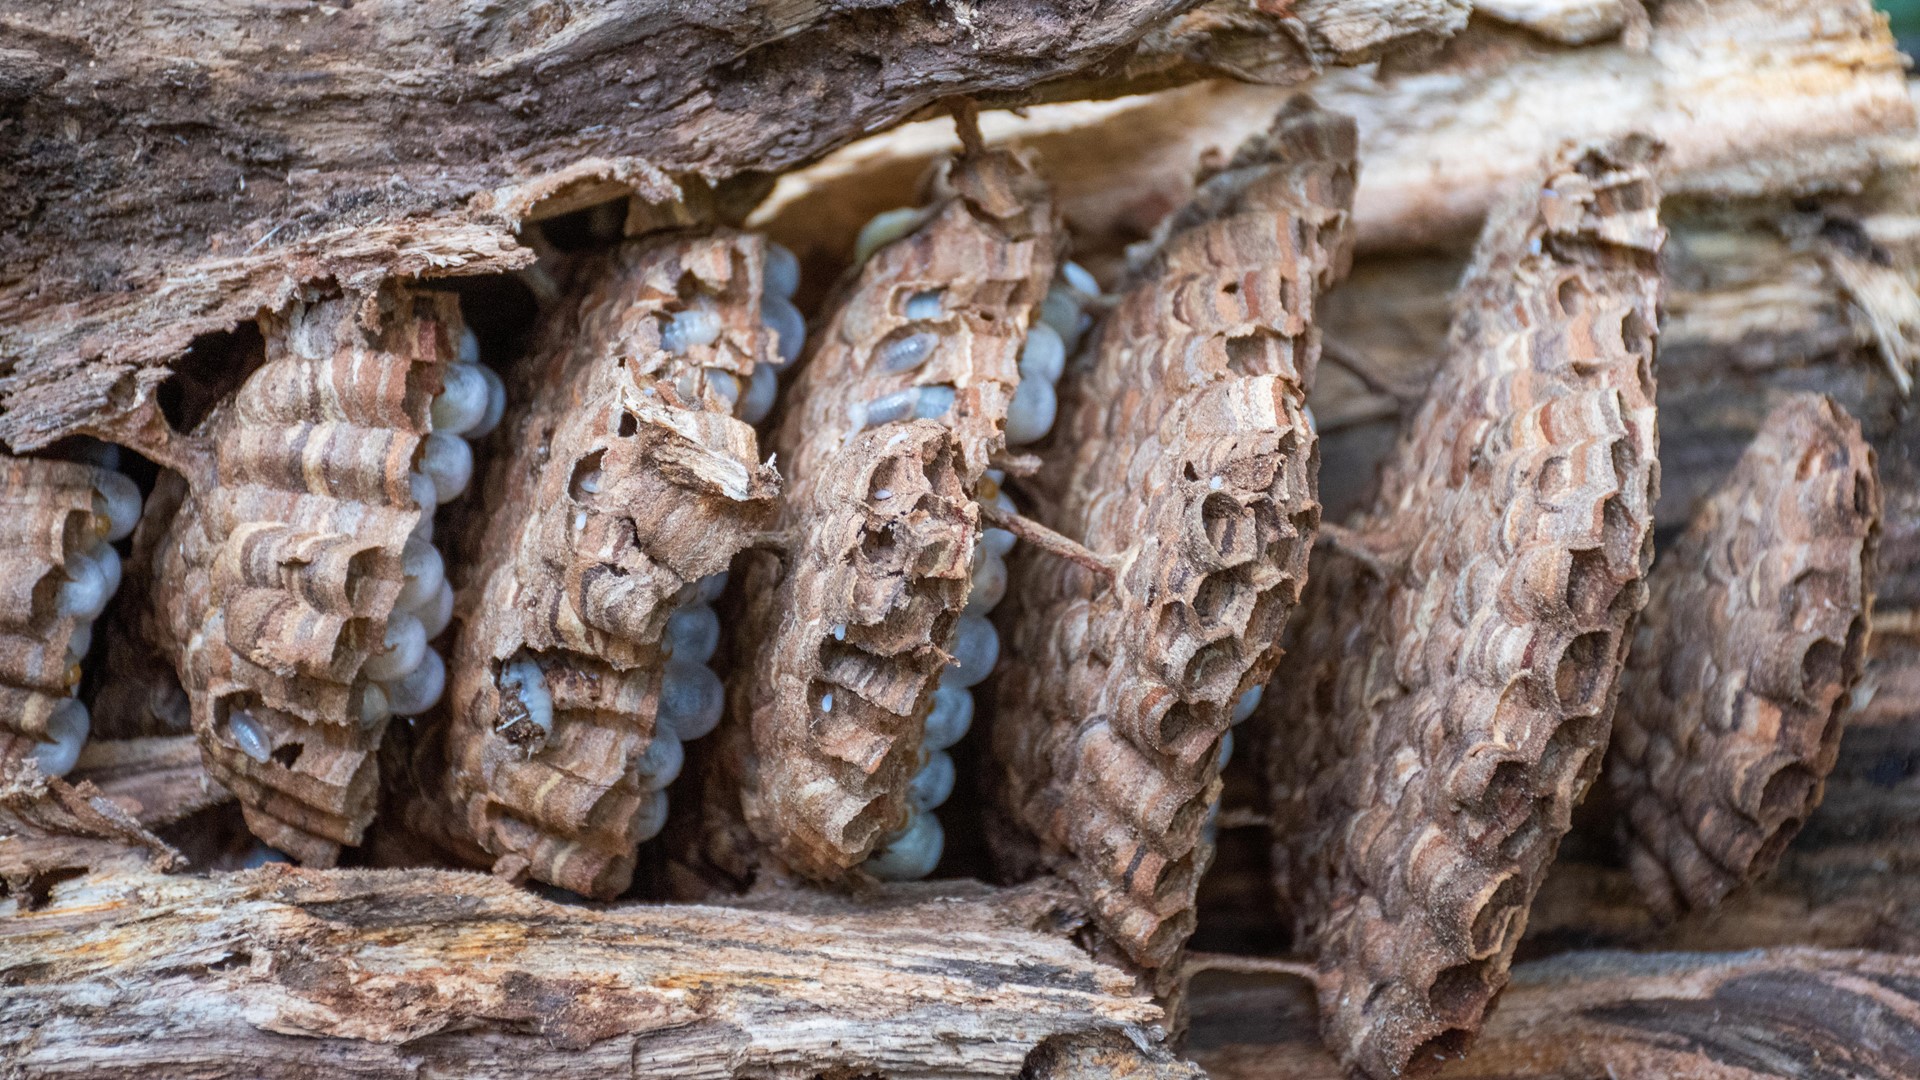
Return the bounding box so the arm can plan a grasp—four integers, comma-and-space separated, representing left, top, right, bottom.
132, 285, 488, 866
1261, 140, 1664, 1078
706, 135, 1080, 885
1608, 392, 1879, 920
987, 96, 1355, 969
0, 454, 139, 780
427, 228, 787, 898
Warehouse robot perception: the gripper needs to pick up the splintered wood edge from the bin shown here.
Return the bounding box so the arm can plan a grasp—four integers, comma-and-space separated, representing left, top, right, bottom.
0, 868, 1162, 1080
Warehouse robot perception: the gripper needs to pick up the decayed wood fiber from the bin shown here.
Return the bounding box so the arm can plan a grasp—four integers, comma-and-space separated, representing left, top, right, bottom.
0, 869, 1161, 1080
0, 768, 181, 898
0, 454, 118, 774
1189, 948, 1920, 1079
425, 230, 780, 898
0, 0, 1470, 454
1609, 393, 1880, 920
708, 145, 1060, 882
129, 285, 457, 867
1261, 140, 1664, 1078
990, 96, 1352, 971
754, 0, 1911, 277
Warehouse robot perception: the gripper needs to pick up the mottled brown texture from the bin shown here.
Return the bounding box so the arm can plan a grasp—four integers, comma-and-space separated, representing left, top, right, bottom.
0, 0, 1471, 454
89, 617, 193, 739
0, 869, 1160, 1079
1262, 141, 1664, 1078
711, 145, 1060, 882
0, 771, 180, 899
1189, 949, 1920, 1080
129, 286, 457, 867
991, 97, 1353, 970
0, 454, 120, 774
1610, 393, 1879, 919
429, 230, 780, 898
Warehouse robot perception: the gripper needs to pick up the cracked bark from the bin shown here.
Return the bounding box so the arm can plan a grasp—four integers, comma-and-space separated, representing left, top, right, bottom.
0, 869, 1162, 1079
0, 0, 1467, 452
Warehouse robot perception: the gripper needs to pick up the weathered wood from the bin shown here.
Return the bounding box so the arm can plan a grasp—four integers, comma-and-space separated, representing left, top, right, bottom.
753, 0, 1913, 276
0, 0, 1468, 451
1188, 948, 1920, 1079
0, 869, 1161, 1079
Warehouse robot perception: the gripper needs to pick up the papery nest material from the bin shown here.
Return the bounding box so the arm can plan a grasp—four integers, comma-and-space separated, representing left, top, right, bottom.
0, 454, 139, 780
989, 95, 1356, 971
421, 229, 783, 898
126, 285, 460, 866
703, 131, 1066, 884
1261, 137, 1665, 1078
1609, 392, 1879, 920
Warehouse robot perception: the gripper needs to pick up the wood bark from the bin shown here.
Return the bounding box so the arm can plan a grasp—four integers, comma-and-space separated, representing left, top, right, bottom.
1188, 948, 1920, 1079
0, 0, 1468, 452
752, 0, 1913, 276
0, 869, 1163, 1079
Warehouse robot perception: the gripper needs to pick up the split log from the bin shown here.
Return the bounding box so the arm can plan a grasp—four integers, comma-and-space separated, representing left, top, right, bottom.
1, 735, 227, 902
0, 869, 1162, 1079
0, 0, 1469, 451
752, 0, 1913, 274
1189, 948, 1920, 1079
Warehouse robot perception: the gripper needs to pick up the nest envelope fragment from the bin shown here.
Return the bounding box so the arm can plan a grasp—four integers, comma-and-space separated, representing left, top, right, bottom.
704, 142, 1065, 884
130, 286, 460, 866
989, 96, 1356, 971
1261, 138, 1665, 1078
1609, 391, 1880, 920
425, 229, 783, 898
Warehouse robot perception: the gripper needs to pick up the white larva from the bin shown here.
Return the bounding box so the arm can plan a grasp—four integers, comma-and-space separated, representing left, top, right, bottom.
635, 729, 685, 790
396, 535, 445, 613
227, 707, 271, 764
943, 614, 1000, 690
923, 684, 974, 752
362, 611, 427, 682
964, 551, 1007, 616
416, 580, 455, 640
1018, 323, 1065, 385
470, 364, 508, 438
1004, 377, 1056, 446
657, 659, 724, 741
866, 808, 944, 881
499, 654, 554, 737
356, 682, 392, 729
706, 369, 741, 408
854, 208, 922, 265
384, 647, 446, 717
764, 242, 802, 300
663, 603, 721, 666
31, 698, 90, 778
1233, 684, 1263, 724
907, 749, 955, 813
56, 548, 110, 621
762, 294, 807, 367
431, 363, 491, 436
92, 471, 142, 543
633, 788, 672, 843
661, 304, 724, 355
421, 432, 473, 503
738, 361, 778, 423
904, 289, 944, 321
879, 331, 938, 373
91, 541, 122, 600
